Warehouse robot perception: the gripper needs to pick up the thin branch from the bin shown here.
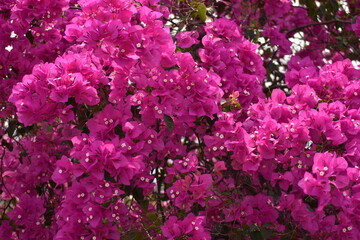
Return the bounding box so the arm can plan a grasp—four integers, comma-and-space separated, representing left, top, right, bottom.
155, 165, 165, 224
286, 19, 353, 38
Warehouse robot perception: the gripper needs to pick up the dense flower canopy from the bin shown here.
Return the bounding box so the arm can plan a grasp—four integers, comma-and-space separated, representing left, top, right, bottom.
0, 0, 360, 239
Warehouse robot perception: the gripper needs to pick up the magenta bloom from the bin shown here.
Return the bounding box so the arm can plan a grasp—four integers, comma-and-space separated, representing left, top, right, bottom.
176, 31, 199, 48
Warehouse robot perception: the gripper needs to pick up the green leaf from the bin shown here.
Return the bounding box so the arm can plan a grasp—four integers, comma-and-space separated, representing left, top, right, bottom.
124, 231, 146, 240
139, 199, 149, 212
133, 187, 144, 201
262, 222, 275, 228
250, 231, 264, 240
134, 232, 145, 240
245, 29, 256, 40
1, 140, 13, 151
46, 124, 53, 132
259, 15, 267, 27
164, 114, 174, 133
260, 227, 277, 239
175, 47, 183, 53
145, 212, 156, 221
19, 150, 28, 164
104, 170, 117, 183
329, 0, 339, 10
26, 30, 34, 44
222, 105, 231, 112
114, 124, 125, 138
70, 158, 80, 164
215, 1, 226, 15
6, 120, 17, 138
196, 3, 207, 22
305, 0, 317, 19
61, 140, 74, 148
229, 228, 243, 238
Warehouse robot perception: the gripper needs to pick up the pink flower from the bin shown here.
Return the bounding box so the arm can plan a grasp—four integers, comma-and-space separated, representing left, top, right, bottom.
52, 156, 73, 185
298, 172, 330, 197
176, 31, 199, 48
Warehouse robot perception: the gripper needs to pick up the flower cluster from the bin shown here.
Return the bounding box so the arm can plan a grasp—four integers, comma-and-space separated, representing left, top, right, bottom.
1, 0, 360, 239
